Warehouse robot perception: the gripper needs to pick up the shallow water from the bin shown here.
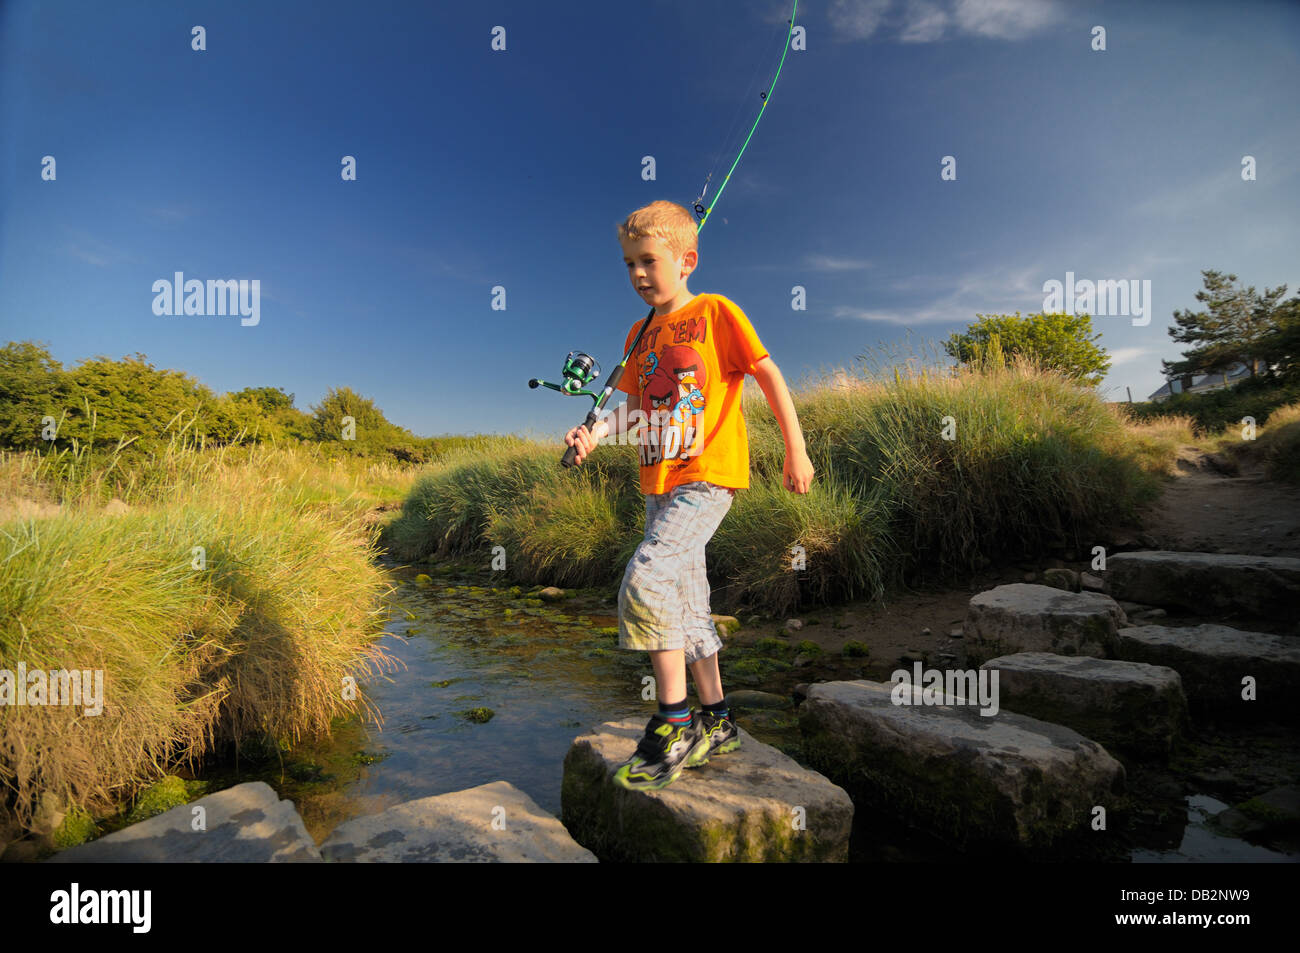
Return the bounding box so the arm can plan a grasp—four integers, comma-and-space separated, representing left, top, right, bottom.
198, 561, 1297, 863
316, 566, 653, 823
1131, 795, 1296, 863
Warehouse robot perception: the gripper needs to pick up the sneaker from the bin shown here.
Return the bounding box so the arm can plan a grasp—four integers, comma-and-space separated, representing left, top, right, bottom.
612, 711, 711, 791
690, 709, 741, 766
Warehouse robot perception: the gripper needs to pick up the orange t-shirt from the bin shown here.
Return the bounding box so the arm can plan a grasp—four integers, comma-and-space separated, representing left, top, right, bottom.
614, 293, 769, 495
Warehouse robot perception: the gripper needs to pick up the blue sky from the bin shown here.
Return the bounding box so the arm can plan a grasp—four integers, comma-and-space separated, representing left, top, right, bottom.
2, 0, 1297, 442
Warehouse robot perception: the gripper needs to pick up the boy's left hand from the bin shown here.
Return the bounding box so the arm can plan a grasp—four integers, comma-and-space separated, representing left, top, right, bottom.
783, 448, 814, 493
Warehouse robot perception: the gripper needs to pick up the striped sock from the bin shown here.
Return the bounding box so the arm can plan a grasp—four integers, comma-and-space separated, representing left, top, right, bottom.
658, 698, 692, 725
702, 697, 729, 720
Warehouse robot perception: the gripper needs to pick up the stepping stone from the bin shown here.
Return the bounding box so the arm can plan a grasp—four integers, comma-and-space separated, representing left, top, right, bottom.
1117, 624, 1300, 720
561, 720, 852, 862
1105, 551, 1300, 622
47, 782, 320, 863
979, 652, 1188, 757
964, 584, 1126, 665
319, 780, 595, 862
798, 680, 1125, 850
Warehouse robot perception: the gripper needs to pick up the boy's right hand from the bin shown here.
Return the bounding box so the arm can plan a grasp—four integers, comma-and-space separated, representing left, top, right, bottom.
564, 420, 606, 465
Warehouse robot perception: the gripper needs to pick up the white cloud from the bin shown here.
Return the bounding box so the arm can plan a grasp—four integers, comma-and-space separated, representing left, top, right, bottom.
828, 0, 893, 40
1106, 346, 1158, 366
952, 0, 1061, 40
829, 0, 1061, 44
900, 1, 950, 43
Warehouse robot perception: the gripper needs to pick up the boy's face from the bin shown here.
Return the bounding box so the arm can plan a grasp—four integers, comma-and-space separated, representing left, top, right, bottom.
621, 236, 697, 309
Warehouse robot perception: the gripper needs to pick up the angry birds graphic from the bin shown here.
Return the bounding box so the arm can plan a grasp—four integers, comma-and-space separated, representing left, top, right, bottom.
637, 344, 706, 466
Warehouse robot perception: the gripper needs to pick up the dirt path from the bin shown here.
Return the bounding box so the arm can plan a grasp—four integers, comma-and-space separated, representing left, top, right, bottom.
1128, 445, 1300, 558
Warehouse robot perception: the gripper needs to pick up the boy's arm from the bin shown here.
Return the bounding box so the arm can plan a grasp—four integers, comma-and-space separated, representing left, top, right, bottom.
751, 356, 814, 493
565, 393, 639, 465
593, 393, 640, 439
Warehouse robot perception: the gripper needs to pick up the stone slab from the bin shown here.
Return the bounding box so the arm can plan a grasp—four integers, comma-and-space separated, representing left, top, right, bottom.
561, 720, 852, 862
48, 781, 321, 863
798, 679, 1125, 850
980, 652, 1188, 757
319, 780, 595, 862
1105, 551, 1300, 622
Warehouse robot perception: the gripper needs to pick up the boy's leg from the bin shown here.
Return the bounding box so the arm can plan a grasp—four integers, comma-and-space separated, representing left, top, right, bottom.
649, 648, 687, 704
613, 489, 711, 790
676, 483, 734, 695
688, 652, 723, 707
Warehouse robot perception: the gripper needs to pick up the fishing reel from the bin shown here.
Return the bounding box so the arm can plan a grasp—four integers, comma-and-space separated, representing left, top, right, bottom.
528, 350, 603, 405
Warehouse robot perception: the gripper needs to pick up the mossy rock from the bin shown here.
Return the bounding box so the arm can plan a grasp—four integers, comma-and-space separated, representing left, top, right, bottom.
351, 751, 388, 766
711, 615, 742, 638
753, 636, 792, 657
595, 626, 619, 637
125, 776, 195, 826
729, 657, 792, 683
521, 598, 545, 608
52, 807, 98, 849
796, 640, 822, 656
842, 641, 870, 658
415, 574, 432, 586
461, 707, 496, 724
431, 678, 460, 688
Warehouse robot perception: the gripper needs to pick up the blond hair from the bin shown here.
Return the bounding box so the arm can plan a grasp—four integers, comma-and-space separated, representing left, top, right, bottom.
616, 200, 698, 259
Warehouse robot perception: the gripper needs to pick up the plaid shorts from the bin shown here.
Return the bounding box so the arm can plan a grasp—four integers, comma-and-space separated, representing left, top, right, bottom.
617, 480, 735, 662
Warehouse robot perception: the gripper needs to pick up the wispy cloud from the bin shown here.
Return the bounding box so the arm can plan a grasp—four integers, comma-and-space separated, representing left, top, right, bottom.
900, 1, 949, 43
827, 0, 892, 40
829, 0, 1062, 43
805, 253, 873, 272
951, 0, 1061, 41
142, 203, 198, 225
1107, 345, 1159, 366
60, 228, 136, 267
832, 263, 1043, 325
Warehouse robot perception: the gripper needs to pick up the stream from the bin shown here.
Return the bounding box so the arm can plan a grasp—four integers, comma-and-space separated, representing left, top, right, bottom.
189, 560, 1296, 863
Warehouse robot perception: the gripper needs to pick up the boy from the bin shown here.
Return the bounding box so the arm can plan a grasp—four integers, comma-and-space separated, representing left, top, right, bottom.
564, 199, 813, 791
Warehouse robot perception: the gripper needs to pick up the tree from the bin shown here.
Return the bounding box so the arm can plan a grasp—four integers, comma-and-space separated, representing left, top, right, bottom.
0, 341, 68, 448
230, 385, 296, 413
942, 312, 1111, 386
309, 386, 419, 455
1254, 292, 1300, 381
1163, 270, 1287, 380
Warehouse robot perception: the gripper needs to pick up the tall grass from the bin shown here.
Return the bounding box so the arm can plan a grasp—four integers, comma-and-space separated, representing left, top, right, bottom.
385, 342, 1181, 614
1, 426, 402, 839
1256, 400, 1300, 484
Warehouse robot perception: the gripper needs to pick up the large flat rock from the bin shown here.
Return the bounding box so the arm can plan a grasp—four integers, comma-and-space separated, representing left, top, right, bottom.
1105, 551, 1300, 622
1117, 624, 1300, 720
561, 720, 852, 862
799, 680, 1125, 850
319, 780, 595, 862
964, 583, 1126, 665
48, 781, 320, 863
979, 652, 1188, 757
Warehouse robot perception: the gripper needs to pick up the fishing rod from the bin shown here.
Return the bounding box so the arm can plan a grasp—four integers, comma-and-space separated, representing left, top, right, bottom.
538, 0, 799, 469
